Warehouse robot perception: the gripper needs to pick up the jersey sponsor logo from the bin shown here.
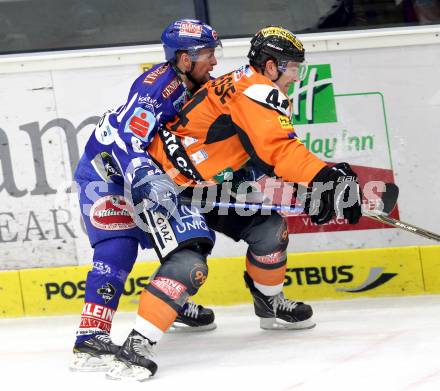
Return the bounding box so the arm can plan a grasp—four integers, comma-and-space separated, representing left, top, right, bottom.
233, 67, 246, 82
131, 136, 145, 153
100, 152, 122, 178
278, 115, 293, 129
143, 64, 169, 84
150, 277, 187, 300
190, 149, 208, 165
173, 91, 190, 112
250, 250, 286, 265
287, 131, 301, 141
90, 195, 136, 230
233, 65, 253, 82
190, 263, 208, 289
95, 111, 115, 145
97, 282, 116, 304
125, 107, 156, 142
179, 22, 202, 37
260, 27, 303, 51
175, 205, 210, 235
212, 73, 236, 104
159, 127, 204, 182
182, 136, 198, 147
143, 210, 179, 258
162, 78, 182, 99
138, 94, 162, 113
79, 302, 116, 333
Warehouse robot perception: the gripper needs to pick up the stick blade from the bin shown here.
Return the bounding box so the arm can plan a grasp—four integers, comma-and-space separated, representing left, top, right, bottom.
381, 182, 399, 214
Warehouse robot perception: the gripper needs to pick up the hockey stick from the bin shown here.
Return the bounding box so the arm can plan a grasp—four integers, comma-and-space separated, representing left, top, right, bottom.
362, 210, 440, 242
180, 183, 440, 242
181, 182, 399, 215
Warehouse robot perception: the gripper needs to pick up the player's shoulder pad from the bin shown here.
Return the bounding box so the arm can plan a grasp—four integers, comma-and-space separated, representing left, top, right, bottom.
243, 84, 291, 117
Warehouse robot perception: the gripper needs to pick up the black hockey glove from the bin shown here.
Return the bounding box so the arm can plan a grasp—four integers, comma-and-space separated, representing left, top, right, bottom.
304, 162, 362, 225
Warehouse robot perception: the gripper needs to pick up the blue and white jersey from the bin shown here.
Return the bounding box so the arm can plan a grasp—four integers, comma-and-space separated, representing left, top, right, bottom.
75, 62, 191, 185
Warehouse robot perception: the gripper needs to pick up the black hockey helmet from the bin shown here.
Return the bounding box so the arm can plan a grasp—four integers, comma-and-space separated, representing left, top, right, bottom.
248, 26, 305, 73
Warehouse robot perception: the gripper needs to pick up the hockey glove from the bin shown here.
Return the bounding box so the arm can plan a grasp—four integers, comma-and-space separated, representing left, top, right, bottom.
230, 165, 266, 201
305, 162, 362, 225
131, 167, 180, 221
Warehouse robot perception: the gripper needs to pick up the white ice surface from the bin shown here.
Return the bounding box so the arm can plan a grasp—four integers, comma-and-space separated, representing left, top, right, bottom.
1, 295, 440, 391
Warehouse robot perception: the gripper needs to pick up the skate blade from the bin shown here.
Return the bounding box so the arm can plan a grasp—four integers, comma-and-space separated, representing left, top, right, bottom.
106, 361, 153, 382
168, 322, 217, 333
260, 317, 316, 330
69, 353, 114, 372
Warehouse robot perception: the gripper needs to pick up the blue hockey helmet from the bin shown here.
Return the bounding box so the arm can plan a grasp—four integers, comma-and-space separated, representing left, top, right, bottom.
161, 19, 222, 63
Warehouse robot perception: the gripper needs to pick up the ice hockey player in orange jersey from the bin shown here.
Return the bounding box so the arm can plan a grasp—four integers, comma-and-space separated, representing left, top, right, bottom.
150, 27, 326, 187
106, 26, 362, 381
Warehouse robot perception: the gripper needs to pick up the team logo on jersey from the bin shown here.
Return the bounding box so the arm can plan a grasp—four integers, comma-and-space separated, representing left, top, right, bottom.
278, 115, 293, 129
179, 22, 202, 37
124, 107, 156, 142
97, 282, 116, 303
90, 195, 136, 230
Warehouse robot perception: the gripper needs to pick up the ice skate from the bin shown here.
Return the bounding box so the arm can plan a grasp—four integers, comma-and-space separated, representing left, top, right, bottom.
70, 333, 120, 372
106, 329, 158, 381
244, 271, 315, 330
170, 300, 217, 332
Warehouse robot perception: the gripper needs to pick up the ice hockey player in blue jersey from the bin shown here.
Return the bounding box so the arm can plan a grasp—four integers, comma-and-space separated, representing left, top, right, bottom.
70, 19, 223, 372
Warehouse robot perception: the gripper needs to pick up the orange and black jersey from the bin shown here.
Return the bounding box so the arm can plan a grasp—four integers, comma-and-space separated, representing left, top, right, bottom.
148, 65, 326, 186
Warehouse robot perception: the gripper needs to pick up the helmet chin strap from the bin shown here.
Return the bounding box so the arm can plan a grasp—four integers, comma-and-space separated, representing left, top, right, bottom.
262, 59, 283, 83
172, 61, 201, 94
271, 70, 282, 83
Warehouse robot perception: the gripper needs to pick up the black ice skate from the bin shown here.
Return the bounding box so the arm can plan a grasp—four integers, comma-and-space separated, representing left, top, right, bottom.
171, 300, 217, 332
244, 271, 315, 330
70, 333, 120, 371
106, 329, 158, 381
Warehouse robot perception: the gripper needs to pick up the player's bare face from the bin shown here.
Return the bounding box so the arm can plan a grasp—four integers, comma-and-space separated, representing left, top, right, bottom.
191, 48, 218, 84
275, 61, 303, 95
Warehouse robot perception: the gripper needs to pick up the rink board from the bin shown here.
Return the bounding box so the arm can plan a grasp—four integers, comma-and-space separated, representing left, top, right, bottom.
0, 271, 24, 317
1, 245, 439, 317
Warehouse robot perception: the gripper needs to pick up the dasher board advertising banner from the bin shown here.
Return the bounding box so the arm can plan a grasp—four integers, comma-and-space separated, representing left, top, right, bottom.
1, 42, 439, 269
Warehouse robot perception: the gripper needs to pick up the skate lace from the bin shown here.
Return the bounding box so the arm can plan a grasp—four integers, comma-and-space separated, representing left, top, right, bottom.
132, 335, 156, 358
272, 293, 298, 312
183, 301, 200, 318
95, 334, 112, 343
